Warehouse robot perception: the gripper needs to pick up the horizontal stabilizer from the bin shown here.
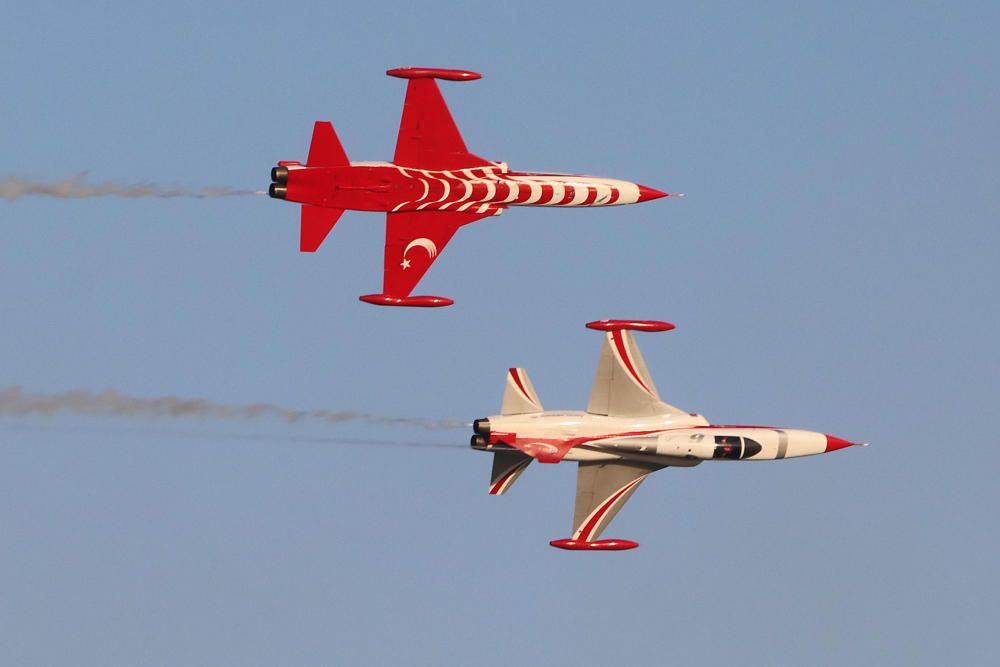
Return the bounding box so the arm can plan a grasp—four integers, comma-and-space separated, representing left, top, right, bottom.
501, 368, 544, 415
489, 451, 532, 495
300, 205, 345, 252
307, 121, 350, 168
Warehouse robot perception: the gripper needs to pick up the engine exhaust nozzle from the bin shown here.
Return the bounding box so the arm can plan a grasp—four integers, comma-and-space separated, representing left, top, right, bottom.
473, 418, 491, 436
271, 166, 289, 184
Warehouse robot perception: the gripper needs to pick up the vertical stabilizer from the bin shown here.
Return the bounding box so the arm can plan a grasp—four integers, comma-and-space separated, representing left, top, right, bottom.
501, 368, 544, 415
306, 121, 350, 167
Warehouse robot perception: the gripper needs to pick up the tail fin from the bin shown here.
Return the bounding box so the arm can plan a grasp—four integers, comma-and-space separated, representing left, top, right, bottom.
501, 368, 544, 415
300, 204, 345, 252
489, 451, 532, 495
307, 121, 350, 167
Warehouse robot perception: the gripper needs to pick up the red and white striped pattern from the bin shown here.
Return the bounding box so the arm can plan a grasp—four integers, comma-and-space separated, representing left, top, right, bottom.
388, 164, 641, 213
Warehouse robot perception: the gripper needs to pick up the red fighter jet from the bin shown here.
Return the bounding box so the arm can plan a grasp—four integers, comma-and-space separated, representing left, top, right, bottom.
268, 67, 672, 307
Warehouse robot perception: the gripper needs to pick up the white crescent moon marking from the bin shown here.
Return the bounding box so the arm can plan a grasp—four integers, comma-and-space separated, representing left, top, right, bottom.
404, 237, 438, 259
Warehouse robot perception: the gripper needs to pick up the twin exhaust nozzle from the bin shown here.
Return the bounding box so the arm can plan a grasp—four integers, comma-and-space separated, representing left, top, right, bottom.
268, 166, 289, 199
470, 418, 491, 449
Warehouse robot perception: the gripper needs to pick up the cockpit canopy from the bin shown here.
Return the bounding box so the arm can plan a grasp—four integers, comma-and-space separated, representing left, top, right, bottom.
713, 435, 763, 460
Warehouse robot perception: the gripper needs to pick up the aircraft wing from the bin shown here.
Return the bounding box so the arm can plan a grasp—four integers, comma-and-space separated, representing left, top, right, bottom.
393, 78, 493, 170
587, 327, 685, 417
366, 209, 492, 304
570, 461, 665, 542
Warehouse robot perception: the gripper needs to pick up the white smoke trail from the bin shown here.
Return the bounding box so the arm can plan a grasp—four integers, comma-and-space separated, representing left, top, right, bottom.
0, 386, 469, 431
0, 175, 263, 201
4, 422, 465, 450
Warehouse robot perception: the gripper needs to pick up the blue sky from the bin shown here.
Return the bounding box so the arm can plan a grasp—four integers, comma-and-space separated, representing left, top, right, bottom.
1, 1, 998, 665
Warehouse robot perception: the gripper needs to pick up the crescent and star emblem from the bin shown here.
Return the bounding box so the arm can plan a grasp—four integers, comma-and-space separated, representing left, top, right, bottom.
400, 237, 438, 270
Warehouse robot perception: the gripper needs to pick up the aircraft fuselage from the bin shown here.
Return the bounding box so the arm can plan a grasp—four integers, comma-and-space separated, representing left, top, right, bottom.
271, 161, 665, 214
472, 410, 855, 465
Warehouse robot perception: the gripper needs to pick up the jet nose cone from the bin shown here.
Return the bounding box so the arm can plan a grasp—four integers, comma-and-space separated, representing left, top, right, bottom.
636, 184, 668, 202
824, 434, 862, 453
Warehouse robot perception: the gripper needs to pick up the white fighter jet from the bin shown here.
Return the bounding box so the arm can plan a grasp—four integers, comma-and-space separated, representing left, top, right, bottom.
470, 320, 865, 550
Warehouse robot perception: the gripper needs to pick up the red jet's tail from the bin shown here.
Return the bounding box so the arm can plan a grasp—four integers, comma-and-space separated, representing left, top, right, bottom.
297, 122, 349, 252
306, 121, 349, 167
300, 205, 344, 253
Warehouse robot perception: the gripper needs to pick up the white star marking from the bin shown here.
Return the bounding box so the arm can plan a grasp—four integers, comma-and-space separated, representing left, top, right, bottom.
400, 258, 411, 270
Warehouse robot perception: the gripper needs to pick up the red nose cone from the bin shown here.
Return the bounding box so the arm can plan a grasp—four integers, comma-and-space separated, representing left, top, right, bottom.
824, 435, 860, 453
636, 185, 668, 202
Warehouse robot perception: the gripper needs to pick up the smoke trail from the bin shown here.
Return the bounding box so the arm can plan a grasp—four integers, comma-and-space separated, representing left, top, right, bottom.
4, 422, 465, 450
0, 175, 263, 201
0, 386, 469, 431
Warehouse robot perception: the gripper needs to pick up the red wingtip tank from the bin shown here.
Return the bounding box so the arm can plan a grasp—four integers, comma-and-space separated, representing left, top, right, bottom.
585, 320, 675, 333
386, 67, 481, 81
550, 539, 641, 551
